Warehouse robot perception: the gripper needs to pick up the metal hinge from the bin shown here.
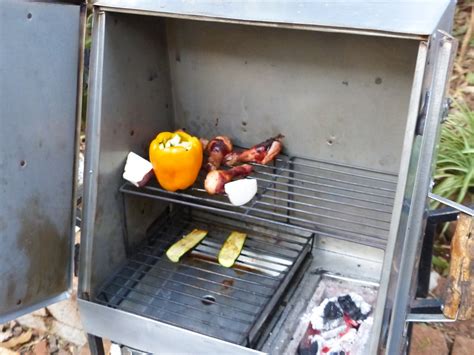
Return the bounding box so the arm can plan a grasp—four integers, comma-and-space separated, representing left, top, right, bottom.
415, 91, 430, 135
441, 97, 452, 123
74, 243, 80, 277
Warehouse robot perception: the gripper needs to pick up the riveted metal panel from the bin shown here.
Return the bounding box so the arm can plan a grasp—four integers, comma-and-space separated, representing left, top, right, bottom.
0, 0, 82, 321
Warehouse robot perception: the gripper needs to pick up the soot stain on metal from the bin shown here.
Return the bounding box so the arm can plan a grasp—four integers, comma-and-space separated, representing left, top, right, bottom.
221, 279, 234, 291
14, 197, 68, 309
5, 275, 17, 306
148, 72, 158, 81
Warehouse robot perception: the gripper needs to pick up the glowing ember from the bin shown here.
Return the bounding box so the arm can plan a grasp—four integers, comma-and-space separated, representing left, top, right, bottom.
298, 293, 373, 355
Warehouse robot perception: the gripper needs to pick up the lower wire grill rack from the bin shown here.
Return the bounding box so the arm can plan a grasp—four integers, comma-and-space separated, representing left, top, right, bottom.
96, 209, 313, 346
121, 155, 397, 249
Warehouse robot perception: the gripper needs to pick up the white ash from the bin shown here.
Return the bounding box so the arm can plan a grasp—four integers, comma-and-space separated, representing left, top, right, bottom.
348, 292, 371, 316
307, 293, 373, 355
309, 297, 343, 330
319, 325, 346, 340
350, 316, 374, 355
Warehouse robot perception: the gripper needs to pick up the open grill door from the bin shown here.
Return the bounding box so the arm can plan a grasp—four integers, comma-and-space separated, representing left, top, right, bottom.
0, 0, 84, 322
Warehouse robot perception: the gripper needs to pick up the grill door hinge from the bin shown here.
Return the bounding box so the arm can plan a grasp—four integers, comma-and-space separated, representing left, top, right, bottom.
415, 91, 430, 136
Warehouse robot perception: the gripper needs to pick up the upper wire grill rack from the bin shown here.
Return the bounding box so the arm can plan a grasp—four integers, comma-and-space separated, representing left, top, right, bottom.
120, 155, 398, 249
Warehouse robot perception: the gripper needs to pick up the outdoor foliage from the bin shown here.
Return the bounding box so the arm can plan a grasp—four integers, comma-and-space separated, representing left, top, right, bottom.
433, 102, 474, 207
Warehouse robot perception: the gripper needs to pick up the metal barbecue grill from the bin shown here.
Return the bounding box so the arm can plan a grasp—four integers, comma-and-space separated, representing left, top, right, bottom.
2, 1, 469, 354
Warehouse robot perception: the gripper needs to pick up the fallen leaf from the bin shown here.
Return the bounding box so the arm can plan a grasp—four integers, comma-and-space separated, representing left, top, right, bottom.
0, 348, 19, 355
0, 331, 12, 343
0, 330, 32, 349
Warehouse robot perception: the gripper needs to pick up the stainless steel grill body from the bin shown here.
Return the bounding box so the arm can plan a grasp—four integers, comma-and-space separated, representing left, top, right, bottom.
78, 6, 456, 351
1, 1, 457, 354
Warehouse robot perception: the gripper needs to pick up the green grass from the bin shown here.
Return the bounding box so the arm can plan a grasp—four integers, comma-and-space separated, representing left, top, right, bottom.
433, 101, 474, 208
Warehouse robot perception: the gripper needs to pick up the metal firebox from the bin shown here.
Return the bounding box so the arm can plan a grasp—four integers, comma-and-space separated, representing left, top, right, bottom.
0, 0, 462, 354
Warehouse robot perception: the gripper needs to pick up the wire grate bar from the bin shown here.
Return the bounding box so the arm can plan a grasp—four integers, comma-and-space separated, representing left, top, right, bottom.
121, 186, 388, 248
139, 246, 283, 281
253, 177, 394, 206
123, 259, 267, 308
253, 162, 397, 192
245, 202, 386, 240
254, 169, 396, 197
263, 186, 393, 215
98, 289, 248, 336
260, 194, 391, 224
140, 236, 291, 275
128, 253, 278, 289
148, 224, 302, 265
117, 265, 262, 318
126, 256, 274, 298
136, 184, 391, 240
255, 199, 390, 231
146, 209, 308, 251
274, 157, 398, 181
107, 278, 255, 325
187, 213, 311, 245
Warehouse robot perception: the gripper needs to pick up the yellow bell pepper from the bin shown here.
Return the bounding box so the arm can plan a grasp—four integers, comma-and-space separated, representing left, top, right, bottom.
149, 131, 203, 191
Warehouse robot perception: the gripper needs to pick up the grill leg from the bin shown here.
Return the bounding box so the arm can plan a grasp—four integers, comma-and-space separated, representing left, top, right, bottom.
87, 334, 105, 355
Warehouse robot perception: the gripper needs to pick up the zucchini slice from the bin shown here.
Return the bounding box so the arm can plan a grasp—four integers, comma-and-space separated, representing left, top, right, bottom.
218, 231, 247, 268
166, 229, 208, 263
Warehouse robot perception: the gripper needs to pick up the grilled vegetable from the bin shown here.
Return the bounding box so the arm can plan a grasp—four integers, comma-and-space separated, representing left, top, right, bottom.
122, 152, 154, 187
218, 231, 247, 267
166, 229, 208, 263
149, 131, 203, 191
224, 178, 258, 206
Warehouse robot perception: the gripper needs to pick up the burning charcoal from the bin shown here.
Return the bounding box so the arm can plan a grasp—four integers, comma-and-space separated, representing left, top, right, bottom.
297, 339, 318, 355
349, 292, 371, 316
298, 320, 321, 355
310, 299, 344, 331
337, 295, 366, 321
323, 301, 343, 320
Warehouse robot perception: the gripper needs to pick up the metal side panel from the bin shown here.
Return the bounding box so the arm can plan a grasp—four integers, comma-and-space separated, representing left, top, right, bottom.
78, 299, 263, 354
93, 0, 453, 38
371, 33, 457, 354
0, 0, 83, 322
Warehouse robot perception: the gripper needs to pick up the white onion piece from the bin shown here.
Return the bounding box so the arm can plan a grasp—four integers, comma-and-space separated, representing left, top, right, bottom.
224, 178, 258, 206
122, 152, 153, 187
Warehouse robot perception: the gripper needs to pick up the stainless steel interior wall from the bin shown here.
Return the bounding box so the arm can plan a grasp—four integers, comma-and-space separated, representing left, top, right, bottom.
87, 12, 173, 294
166, 19, 419, 173
86, 13, 420, 294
